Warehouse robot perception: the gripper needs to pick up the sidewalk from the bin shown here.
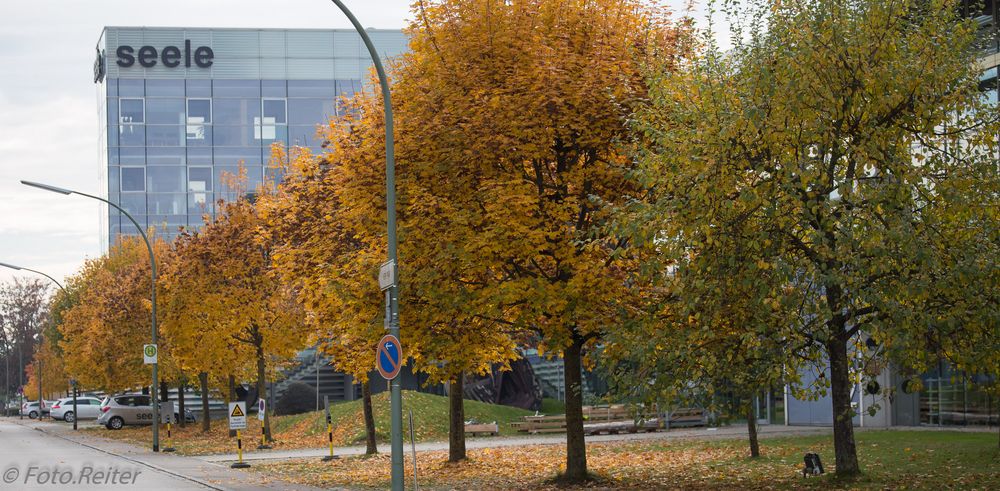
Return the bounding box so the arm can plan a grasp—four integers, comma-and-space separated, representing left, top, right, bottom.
197, 423, 833, 463
6, 417, 328, 491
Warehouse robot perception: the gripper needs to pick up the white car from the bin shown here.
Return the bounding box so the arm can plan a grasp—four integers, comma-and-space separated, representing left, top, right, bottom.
21, 400, 57, 419
50, 397, 104, 423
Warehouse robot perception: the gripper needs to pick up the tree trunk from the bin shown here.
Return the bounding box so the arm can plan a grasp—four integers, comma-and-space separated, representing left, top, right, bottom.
255, 343, 272, 442
177, 381, 186, 428
228, 374, 237, 438
362, 379, 378, 455
448, 373, 466, 462
746, 402, 760, 458
828, 338, 860, 476
198, 372, 210, 433
563, 338, 588, 481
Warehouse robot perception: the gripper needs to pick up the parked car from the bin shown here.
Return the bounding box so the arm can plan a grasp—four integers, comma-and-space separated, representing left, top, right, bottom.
21, 400, 56, 419
97, 395, 196, 430
50, 397, 104, 423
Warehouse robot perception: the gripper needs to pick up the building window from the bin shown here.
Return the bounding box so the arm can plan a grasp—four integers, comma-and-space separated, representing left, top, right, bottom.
119, 98, 144, 125
121, 167, 145, 192
186, 98, 212, 140
256, 98, 287, 140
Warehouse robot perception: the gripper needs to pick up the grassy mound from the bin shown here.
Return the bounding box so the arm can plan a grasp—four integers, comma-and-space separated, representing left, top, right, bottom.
86, 390, 535, 455
297, 390, 535, 446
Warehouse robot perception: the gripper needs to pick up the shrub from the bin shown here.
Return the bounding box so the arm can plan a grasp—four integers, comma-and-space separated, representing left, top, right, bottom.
276, 382, 317, 416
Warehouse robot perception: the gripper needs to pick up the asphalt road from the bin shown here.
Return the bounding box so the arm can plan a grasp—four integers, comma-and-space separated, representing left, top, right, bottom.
0, 419, 206, 490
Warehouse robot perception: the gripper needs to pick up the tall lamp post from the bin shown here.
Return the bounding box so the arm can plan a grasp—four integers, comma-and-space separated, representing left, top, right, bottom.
20, 180, 161, 451
1, 262, 72, 426
328, 2, 402, 489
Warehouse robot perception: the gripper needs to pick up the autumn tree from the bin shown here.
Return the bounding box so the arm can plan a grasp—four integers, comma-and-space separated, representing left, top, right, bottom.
58, 235, 177, 393
363, 0, 685, 478
605, 215, 805, 458
23, 341, 67, 401
629, 0, 1000, 476
0, 278, 50, 398
163, 191, 309, 441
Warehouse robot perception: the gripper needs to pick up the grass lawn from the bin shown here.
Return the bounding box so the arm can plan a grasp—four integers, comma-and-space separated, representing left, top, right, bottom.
84, 390, 534, 455
248, 429, 1000, 490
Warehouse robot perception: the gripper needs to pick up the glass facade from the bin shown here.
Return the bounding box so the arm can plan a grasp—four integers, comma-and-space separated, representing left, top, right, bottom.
96, 27, 407, 246
920, 364, 998, 427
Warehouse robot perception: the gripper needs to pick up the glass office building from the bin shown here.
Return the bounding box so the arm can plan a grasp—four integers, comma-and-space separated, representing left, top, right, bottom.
95, 27, 407, 246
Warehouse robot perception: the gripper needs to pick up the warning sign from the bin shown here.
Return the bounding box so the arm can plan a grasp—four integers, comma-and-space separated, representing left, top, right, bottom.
229, 401, 247, 430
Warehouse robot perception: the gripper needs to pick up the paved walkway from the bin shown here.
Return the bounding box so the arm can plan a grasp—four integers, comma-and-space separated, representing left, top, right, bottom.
1, 417, 326, 491
197, 423, 833, 463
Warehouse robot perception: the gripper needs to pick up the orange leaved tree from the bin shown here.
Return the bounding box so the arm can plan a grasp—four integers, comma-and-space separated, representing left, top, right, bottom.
163, 192, 308, 441
384, 0, 687, 479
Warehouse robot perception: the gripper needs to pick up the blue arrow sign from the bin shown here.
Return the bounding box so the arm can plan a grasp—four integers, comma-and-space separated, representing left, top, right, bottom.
376, 334, 402, 380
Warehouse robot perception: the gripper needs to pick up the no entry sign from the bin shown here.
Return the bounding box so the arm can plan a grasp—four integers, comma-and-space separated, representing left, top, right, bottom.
376, 334, 403, 380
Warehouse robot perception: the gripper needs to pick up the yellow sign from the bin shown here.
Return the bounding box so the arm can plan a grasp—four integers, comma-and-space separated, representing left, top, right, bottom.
231, 404, 245, 417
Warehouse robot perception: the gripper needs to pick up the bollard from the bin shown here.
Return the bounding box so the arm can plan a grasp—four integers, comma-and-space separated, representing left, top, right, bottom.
231, 430, 251, 469
163, 420, 176, 452
322, 421, 338, 461
257, 418, 272, 450
322, 396, 338, 461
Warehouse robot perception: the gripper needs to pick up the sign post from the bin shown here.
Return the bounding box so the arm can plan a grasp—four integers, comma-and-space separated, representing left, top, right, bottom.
228, 402, 249, 469
70, 378, 78, 431
329, 2, 403, 487
257, 399, 271, 450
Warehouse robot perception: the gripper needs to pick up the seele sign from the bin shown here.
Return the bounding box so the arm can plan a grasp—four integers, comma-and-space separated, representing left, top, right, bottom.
116, 40, 213, 68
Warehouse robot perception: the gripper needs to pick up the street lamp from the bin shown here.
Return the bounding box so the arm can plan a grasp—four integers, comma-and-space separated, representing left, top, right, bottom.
328, 2, 402, 489
0, 263, 66, 293
20, 180, 161, 451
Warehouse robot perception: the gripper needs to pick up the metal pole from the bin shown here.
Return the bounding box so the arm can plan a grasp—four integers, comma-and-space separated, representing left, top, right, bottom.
37, 342, 42, 419
72, 384, 78, 431
326, 3, 402, 489
18, 343, 23, 420
4, 343, 8, 417
20, 181, 159, 451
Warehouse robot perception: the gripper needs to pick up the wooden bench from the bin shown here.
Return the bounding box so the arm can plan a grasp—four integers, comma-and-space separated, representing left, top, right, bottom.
511, 404, 665, 435
464, 422, 500, 436
666, 408, 706, 428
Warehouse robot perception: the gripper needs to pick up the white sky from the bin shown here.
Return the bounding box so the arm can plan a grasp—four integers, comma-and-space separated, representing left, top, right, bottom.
0, 0, 712, 288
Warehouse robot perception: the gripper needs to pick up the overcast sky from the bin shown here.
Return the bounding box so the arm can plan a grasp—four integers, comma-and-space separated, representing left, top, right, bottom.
0, 0, 709, 289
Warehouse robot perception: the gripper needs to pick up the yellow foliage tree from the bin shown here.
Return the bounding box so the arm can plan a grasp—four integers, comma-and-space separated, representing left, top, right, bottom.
23, 341, 68, 401
387, 0, 685, 478
58, 235, 178, 393
163, 191, 308, 440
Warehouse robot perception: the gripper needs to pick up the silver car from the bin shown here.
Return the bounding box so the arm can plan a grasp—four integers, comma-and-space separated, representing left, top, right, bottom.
97, 395, 196, 429
50, 397, 103, 422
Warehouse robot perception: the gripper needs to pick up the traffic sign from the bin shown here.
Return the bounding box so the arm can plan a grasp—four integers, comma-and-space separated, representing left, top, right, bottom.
258, 399, 266, 421
160, 401, 175, 424
229, 401, 247, 430
143, 344, 158, 364
376, 334, 403, 380
379, 260, 396, 291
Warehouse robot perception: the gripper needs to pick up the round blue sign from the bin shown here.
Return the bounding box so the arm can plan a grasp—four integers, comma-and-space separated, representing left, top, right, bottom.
376, 334, 403, 380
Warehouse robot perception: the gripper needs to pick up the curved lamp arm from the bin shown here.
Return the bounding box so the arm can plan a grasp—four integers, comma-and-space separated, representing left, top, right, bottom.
0, 262, 66, 292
